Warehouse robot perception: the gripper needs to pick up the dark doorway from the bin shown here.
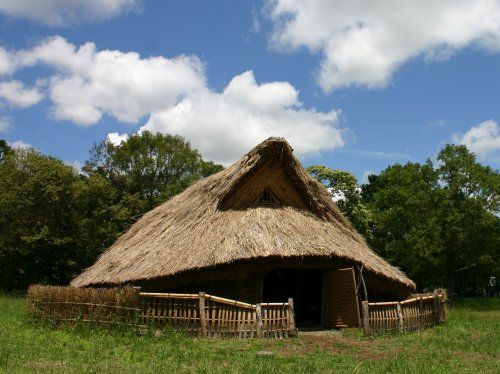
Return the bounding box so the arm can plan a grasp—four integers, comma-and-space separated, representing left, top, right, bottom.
262, 269, 322, 326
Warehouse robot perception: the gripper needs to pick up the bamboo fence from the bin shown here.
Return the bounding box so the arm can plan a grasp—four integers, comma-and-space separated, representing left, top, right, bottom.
361, 292, 445, 335
139, 292, 296, 338
28, 286, 296, 339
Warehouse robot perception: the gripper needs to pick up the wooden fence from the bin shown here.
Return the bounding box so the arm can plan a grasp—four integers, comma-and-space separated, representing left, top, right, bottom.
361, 293, 445, 335
28, 286, 296, 339
140, 292, 296, 338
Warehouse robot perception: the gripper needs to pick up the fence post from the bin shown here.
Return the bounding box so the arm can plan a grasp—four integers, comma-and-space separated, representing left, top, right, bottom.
362, 301, 370, 336
396, 302, 404, 332
418, 297, 424, 330
199, 292, 207, 337
256, 303, 263, 338
287, 297, 296, 334
433, 292, 441, 324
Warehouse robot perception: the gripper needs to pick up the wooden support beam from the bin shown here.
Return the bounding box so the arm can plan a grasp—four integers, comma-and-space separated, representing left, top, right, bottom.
287, 298, 296, 334
362, 301, 370, 336
199, 292, 207, 337
256, 303, 263, 338
396, 302, 404, 333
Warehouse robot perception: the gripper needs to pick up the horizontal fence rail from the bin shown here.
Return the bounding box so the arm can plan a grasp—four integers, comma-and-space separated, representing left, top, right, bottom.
27, 286, 297, 339
362, 292, 445, 335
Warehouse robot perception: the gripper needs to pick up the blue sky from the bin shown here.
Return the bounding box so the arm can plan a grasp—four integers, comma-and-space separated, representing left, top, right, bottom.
0, 0, 499, 181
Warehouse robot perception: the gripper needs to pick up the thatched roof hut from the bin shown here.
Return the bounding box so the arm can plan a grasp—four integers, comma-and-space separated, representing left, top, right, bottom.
72, 137, 414, 327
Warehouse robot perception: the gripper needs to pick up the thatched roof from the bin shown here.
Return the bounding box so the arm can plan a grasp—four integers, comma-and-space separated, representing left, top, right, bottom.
72, 137, 415, 295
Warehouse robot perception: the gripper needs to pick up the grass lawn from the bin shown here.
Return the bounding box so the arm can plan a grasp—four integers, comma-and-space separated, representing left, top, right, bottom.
0, 296, 498, 373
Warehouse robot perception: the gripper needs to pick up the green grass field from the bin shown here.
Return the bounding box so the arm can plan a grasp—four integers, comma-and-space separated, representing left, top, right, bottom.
0, 296, 498, 373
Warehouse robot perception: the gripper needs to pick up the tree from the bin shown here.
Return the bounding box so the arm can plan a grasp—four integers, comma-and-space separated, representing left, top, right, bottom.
434, 145, 499, 293
84, 131, 223, 211
0, 148, 82, 289
307, 165, 371, 238
362, 161, 441, 289
0, 139, 12, 162
0, 132, 224, 292
363, 145, 499, 293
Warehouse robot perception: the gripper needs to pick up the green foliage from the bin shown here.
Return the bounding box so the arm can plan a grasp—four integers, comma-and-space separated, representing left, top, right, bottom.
84, 131, 223, 210
307, 165, 372, 238
0, 149, 127, 290
0, 139, 12, 162
363, 145, 499, 293
1, 295, 498, 372
308, 145, 499, 294
0, 133, 223, 292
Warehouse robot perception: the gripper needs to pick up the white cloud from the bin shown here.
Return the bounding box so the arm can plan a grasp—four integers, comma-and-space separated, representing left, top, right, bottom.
141, 71, 343, 165
8, 139, 31, 149
4, 36, 206, 126
0, 47, 15, 75
267, 0, 500, 92
0, 0, 142, 26
250, 6, 261, 35
0, 80, 43, 108
107, 132, 129, 146
1, 37, 344, 164
346, 149, 411, 161
453, 120, 500, 161
0, 115, 11, 133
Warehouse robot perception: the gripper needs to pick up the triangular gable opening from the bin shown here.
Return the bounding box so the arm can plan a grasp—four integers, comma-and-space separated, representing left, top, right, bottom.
253, 187, 280, 207
219, 160, 308, 211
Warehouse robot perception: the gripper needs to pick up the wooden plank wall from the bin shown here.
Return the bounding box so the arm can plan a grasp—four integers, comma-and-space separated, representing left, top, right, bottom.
322, 268, 361, 328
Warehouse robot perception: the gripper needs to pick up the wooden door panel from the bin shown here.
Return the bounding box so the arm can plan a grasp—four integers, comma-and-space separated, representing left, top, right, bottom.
322, 268, 360, 328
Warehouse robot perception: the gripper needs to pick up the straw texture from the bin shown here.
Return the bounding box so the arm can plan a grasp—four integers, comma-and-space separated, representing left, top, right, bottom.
72, 137, 415, 294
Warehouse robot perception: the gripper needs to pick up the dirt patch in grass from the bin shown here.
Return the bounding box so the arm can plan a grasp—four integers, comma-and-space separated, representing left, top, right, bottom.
451, 350, 499, 361
260, 330, 389, 361
23, 360, 68, 370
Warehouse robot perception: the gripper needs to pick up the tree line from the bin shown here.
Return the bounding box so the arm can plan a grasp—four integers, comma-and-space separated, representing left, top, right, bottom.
308, 145, 499, 296
0, 133, 223, 291
0, 134, 498, 295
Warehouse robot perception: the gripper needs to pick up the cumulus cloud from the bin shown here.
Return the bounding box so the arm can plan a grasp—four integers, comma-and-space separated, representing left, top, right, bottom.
141, 71, 343, 165
0, 0, 142, 26
1, 37, 344, 164
267, 0, 500, 91
3, 36, 205, 126
107, 132, 129, 146
453, 120, 500, 161
0, 80, 43, 107
0, 47, 15, 75
0, 115, 11, 133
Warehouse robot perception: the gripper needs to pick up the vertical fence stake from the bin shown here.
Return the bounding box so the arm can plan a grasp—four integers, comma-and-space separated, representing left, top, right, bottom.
418, 297, 424, 331
256, 303, 263, 338
287, 297, 296, 335
362, 301, 370, 336
199, 292, 207, 337
433, 292, 441, 324
396, 302, 404, 333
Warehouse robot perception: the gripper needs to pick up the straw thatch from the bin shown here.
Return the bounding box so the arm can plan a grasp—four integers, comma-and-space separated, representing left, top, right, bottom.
72, 137, 415, 296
